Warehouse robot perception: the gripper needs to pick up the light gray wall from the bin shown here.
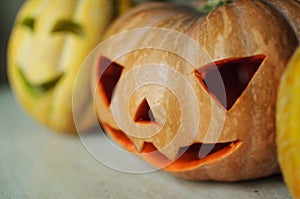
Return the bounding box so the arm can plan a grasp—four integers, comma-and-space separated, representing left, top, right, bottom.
0, 0, 24, 84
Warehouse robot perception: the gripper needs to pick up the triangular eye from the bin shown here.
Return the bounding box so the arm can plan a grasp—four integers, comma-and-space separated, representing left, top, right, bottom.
134, 99, 156, 123
195, 55, 265, 110
97, 56, 124, 106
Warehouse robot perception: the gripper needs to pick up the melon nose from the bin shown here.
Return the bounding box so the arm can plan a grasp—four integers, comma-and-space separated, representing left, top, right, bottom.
17, 30, 66, 85
21, 63, 63, 85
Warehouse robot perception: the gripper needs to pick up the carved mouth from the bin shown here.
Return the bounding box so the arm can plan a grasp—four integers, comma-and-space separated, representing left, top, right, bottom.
17, 67, 63, 96
102, 123, 241, 171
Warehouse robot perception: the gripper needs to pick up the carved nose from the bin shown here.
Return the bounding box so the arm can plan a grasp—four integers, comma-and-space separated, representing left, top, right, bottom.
134, 98, 156, 124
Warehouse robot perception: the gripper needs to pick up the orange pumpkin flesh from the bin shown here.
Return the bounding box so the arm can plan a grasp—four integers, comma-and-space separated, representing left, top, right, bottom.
93, 1, 300, 181
103, 123, 241, 171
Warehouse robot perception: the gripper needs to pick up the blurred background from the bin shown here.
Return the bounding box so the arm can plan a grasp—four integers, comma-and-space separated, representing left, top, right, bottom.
0, 0, 196, 85
0, 0, 24, 84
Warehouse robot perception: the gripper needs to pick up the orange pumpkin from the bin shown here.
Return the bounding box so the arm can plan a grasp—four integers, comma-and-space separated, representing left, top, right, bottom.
92, 0, 300, 181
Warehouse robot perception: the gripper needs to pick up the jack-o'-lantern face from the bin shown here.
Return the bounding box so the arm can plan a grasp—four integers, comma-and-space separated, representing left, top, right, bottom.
93, 1, 299, 181
8, 0, 126, 133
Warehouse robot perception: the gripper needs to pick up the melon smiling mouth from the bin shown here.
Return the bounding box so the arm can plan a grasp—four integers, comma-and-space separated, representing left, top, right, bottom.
17, 67, 63, 96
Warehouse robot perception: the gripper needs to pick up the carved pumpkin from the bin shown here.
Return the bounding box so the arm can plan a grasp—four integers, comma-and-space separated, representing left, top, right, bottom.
93, 0, 300, 181
7, 0, 131, 133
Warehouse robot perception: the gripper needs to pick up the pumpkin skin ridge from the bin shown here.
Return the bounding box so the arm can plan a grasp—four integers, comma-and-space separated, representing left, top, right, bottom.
261, 0, 300, 42
94, 0, 299, 180
102, 123, 241, 172
102, 2, 201, 41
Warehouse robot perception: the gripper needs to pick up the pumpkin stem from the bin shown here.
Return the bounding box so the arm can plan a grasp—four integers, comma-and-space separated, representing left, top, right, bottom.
198, 0, 235, 14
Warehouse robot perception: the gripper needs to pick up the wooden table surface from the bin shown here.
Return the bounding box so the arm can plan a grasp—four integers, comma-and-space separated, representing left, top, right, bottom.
0, 85, 292, 199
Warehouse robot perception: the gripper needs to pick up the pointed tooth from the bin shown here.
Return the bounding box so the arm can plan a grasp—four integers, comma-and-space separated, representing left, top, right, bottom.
154, 143, 181, 161
129, 136, 145, 152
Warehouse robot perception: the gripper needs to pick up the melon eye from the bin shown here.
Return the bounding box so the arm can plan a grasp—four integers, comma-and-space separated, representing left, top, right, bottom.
51, 19, 84, 36
21, 17, 35, 31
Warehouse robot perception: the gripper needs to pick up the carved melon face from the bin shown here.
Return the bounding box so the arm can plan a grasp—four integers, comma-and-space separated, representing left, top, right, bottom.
93, 1, 299, 181
8, 0, 115, 133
